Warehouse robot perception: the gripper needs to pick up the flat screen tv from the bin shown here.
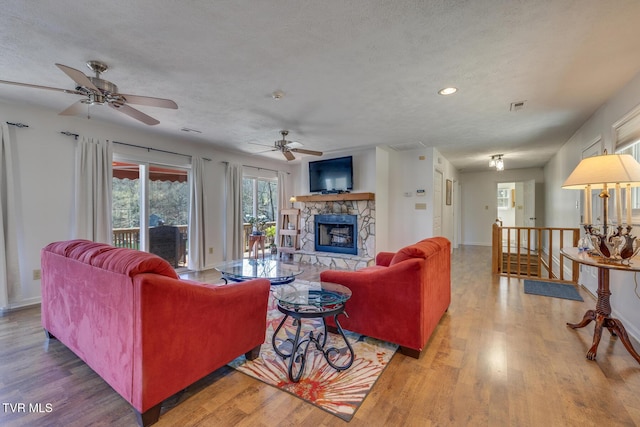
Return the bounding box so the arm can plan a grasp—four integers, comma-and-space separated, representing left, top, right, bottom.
309, 156, 353, 193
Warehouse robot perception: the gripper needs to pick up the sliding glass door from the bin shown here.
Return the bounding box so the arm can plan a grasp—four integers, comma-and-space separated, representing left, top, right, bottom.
112, 161, 189, 267
242, 173, 278, 254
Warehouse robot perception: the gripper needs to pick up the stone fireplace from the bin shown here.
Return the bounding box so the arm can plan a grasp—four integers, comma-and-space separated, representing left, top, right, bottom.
292, 194, 375, 270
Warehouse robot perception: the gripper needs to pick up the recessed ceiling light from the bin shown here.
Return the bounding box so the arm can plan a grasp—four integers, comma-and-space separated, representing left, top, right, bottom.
438, 87, 458, 96
272, 90, 285, 100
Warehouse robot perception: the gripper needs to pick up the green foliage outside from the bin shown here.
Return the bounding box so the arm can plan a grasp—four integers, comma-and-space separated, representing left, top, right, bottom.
242, 177, 277, 223
112, 178, 189, 229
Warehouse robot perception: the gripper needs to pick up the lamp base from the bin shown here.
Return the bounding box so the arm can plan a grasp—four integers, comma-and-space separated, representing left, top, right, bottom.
583, 224, 639, 264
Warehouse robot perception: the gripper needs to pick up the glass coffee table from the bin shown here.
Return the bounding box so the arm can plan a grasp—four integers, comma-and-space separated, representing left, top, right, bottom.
271, 282, 355, 382
214, 258, 303, 285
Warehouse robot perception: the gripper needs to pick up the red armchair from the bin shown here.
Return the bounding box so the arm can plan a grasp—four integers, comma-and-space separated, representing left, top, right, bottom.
320, 237, 451, 358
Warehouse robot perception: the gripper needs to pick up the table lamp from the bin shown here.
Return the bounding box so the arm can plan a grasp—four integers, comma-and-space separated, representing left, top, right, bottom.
289, 196, 296, 208
562, 150, 640, 263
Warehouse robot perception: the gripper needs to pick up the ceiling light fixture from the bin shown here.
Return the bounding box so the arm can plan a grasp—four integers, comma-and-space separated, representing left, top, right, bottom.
438, 87, 458, 95
272, 90, 285, 100
490, 154, 504, 171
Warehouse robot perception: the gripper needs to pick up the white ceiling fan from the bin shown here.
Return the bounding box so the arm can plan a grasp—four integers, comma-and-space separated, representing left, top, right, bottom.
251, 130, 323, 161
0, 60, 177, 125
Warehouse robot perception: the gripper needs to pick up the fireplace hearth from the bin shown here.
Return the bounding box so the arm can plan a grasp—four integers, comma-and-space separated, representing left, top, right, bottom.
314, 214, 357, 255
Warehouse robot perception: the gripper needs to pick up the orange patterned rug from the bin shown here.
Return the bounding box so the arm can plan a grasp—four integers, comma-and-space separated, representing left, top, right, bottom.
228, 281, 398, 421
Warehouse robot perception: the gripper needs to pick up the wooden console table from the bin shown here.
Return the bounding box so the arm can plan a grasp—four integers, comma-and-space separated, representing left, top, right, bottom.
561, 247, 640, 364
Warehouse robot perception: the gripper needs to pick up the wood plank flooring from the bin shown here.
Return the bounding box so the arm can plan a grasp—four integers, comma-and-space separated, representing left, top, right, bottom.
2, 245, 640, 426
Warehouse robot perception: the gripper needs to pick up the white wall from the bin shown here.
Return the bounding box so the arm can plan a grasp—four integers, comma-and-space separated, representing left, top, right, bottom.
545, 70, 640, 341
386, 147, 459, 251
460, 168, 545, 246
290, 145, 459, 253
292, 147, 377, 197
0, 100, 295, 310
375, 146, 391, 252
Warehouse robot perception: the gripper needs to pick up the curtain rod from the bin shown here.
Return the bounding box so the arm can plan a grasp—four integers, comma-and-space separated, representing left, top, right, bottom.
59, 131, 211, 161
221, 161, 289, 175
6, 122, 29, 128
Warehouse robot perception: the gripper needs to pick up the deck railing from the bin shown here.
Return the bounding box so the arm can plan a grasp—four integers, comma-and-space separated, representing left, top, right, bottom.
491, 222, 580, 283
242, 221, 276, 252
113, 221, 277, 259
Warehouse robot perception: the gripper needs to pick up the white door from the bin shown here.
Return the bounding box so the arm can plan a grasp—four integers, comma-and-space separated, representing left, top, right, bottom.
522, 179, 536, 249
433, 170, 443, 236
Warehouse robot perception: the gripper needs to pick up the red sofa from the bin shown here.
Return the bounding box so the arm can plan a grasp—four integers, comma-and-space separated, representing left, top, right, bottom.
320, 237, 451, 358
41, 239, 270, 426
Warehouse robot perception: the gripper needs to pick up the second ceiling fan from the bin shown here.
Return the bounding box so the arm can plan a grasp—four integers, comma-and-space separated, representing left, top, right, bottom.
265, 130, 323, 161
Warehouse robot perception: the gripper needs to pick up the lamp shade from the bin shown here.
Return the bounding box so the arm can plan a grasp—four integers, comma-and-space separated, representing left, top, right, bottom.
562, 153, 640, 189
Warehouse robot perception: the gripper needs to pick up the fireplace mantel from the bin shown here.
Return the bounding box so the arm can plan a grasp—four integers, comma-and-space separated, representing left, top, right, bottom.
295, 192, 374, 203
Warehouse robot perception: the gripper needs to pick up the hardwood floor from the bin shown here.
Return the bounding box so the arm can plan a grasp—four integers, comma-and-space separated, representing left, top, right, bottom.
2, 246, 640, 426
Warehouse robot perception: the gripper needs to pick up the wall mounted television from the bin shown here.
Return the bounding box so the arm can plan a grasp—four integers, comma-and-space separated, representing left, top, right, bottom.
309, 155, 353, 194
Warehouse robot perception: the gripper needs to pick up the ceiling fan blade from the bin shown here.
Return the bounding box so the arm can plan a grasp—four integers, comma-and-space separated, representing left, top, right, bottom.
59, 100, 86, 116
0, 79, 82, 95
108, 103, 160, 125
55, 63, 101, 92
291, 148, 323, 156
119, 93, 178, 109
283, 150, 295, 161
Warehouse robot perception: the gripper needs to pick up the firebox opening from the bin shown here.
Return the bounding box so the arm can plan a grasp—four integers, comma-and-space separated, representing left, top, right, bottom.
314, 214, 357, 255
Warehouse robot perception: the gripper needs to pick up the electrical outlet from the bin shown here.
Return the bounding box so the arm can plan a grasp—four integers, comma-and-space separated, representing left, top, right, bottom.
33, 269, 41, 280
208, 247, 213, 254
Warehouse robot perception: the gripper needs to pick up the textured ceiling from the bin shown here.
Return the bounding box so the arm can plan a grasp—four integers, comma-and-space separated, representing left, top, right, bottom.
1, 1, 640, 171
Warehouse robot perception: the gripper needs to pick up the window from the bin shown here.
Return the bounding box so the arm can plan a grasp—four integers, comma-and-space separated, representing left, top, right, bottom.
242, 170, 278, 253
614, 104, 640, 213
243, 177, 278, 223
112, 161, 189, 267
497, 188, 510, 209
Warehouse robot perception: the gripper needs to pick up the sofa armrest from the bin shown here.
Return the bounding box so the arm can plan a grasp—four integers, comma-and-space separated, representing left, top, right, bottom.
131, 275, 270, 412
321, 259, 424, 317
375, 251, 395, 267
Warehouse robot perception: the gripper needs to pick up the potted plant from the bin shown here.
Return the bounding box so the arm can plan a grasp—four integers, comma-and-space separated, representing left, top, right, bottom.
246, 215, 267, 235
265, 225, 277, 254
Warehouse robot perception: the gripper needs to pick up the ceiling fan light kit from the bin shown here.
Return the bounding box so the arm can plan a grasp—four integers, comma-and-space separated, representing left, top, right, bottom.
250, 130, 324, 161
0, 60, 177, 125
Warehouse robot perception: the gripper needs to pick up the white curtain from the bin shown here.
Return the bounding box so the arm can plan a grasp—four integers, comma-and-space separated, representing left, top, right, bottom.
73, 137, 113, 243
0, 124, 20, 310
225, 163, 243, 260
277, 170, 288, 246
188, 156, 207, 270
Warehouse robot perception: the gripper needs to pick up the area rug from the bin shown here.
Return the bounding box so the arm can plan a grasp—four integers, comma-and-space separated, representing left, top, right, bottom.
228, 280, 398, 421
523, 279, 583, 301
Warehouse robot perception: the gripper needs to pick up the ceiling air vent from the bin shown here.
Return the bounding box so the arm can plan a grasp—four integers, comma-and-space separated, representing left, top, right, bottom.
510, 100, 526, 112
389, 141, 427, 151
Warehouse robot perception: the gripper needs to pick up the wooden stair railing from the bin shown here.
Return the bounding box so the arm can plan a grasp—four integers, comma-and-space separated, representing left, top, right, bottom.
492, 222, 579, 283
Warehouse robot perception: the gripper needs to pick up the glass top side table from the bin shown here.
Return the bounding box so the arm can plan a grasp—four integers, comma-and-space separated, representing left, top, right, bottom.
271, 282, 355, 382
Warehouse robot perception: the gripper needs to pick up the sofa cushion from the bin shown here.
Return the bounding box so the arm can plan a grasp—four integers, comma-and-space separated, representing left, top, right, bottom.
389, 244, 428, 265
44, 239, 178, 279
